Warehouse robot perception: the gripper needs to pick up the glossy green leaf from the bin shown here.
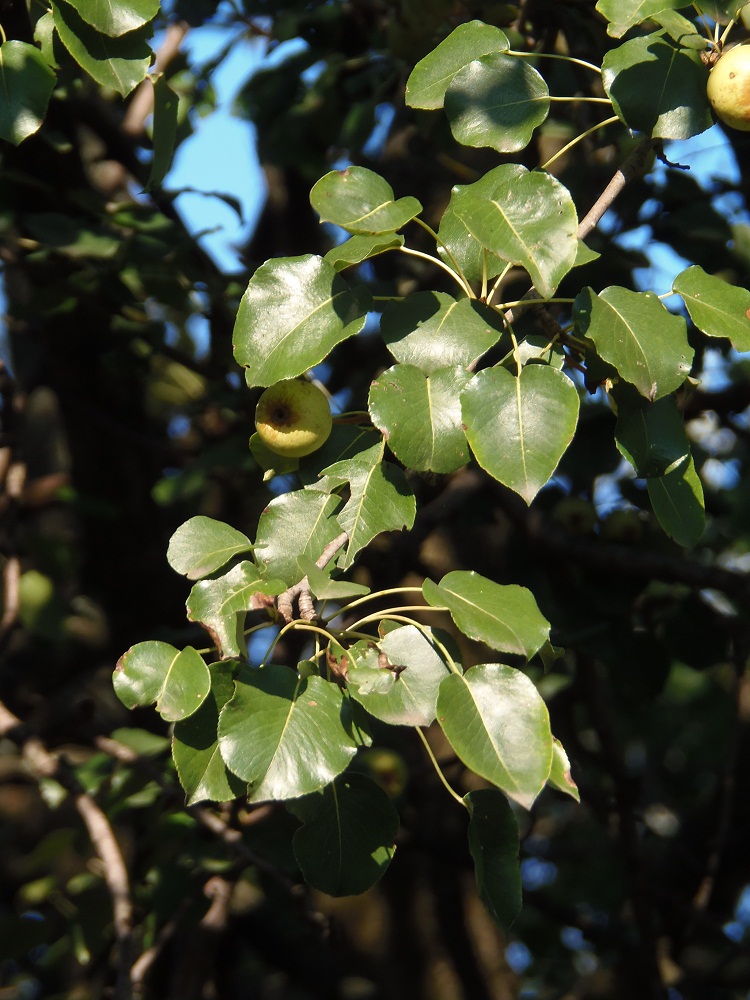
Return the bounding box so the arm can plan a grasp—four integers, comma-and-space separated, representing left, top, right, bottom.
422, 571, 550, 660
673, 264, 750, 351
172, 661, 247, 805
437, 664, 553, 809
52, 0, 152, 98
381, 293, 504, 374
499, 333, 565, 372
296, 556, 370, 600
298, 425, 383, 488
186, 562, 286, 659
167, 516, 252, 580
452, 165, 578, 298
437, 200, 507, 285
0, 41, 56, 145
405, 20, 509, 110
310, 167, 422, 235
602, 33, 712, 140
253, 490, 342, 584
324, 460, 416, 568
233, 255, 371, 387
647, 455, 705, 548
465, 788, 521, 929
324, 233, 404, 271
614, 387, 690, 478
697, 0, 746, 19
595, 0, 689, 38
147, 74, 179, 189
445, 53, 549, 154
369, 365, 471, 474
548, 738, 580, 802
74, 0, 159, 36
114, 641, 211, 722
461, 365, 580, 504
652, 10, 708, 48
346, 625, 452, 726
293, 773, 398, 896
574, 286, 693, 400
218, 666, 358, 801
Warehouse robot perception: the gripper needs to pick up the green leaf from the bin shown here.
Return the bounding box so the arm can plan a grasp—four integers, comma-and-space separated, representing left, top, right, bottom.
465, 788, 521, 930
293, 773, 399, 896
647, 454, 705, 547
673, 264, 750, 351
172, 661, 247, 805
186, 562, 286, 660
602, 33, 712, 140
547, 738, 580, 802
52, 0, 152, 98
346, 625, 453, 726
298, 425, 384, 488
437, 664, 553, 809
696, 0, 746, 20
437, 201, 507, 285
422, 571, 550, 660
461, 365, 580, 504
114, 641, 211, 722
233, 255, 370, 387
369, 365, 472, 474
574, 286, 693, 401
652, 10, 708, 49
452, 165, 578, 298
405, 20, 510, 110
254, 490, 342, 584
310, 167, 422, 235
380, 293, 504, 374
595, 0, 692, 39
167, 516, 252, 580
147, 74, 179, 189
324, 233, 404, 272
73, 0, 159, 36
218, 666, 358, 801
325, 460, 416, 568
445, 53, 549, 154
0, 41, 56, 145
614, 387, 690, 478
296, 556, 370, 600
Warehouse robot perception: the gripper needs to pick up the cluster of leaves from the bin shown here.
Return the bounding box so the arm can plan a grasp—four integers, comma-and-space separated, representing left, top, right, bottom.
107, 0, 750, 929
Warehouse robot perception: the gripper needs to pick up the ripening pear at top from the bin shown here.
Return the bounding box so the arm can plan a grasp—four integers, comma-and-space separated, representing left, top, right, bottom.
707, 44, 750, 131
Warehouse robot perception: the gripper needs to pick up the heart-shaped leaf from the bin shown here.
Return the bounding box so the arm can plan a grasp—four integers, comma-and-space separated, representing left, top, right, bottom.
167, 516, 252, 580
114, 641, 210, 722
614, 386, 690, 478
405, 20, 510, 109
292, 773, 399, 896
346, 625, 452, 726
218, 666, 359, 801
325, 460, 416, 568
310, 167, 422, 235
437, 664, 553, 809
172, 661, 247, 805
73, 0, 159, 36
452, 165, 578, 298
0, 41, 56, 145
602, 32, 712, 140
422, 571, 550, 660
254, 490, 342, 585
575, 286, 693, 401
445, 53, 549, 154
52, 0, 152, 98
233, 255, 370, 387
673, 264, 750, 351
380, 293, 504, 373
465, 788, 521, 929
369, 364, 472, 474
461, 365, 580, 504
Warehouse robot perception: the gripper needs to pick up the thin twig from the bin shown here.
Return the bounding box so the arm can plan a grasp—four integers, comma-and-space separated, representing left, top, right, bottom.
277, 531, 349, 624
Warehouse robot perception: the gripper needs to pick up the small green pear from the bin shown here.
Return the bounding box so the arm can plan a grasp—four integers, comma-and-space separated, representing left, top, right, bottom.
255, 379, 332, 458
707, 44, 750, 131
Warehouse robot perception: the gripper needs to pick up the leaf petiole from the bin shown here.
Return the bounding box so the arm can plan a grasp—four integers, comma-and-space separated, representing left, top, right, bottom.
414, 726, 467, 808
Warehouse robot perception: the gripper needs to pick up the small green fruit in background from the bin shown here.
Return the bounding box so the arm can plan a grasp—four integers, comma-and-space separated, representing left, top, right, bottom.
255, 379, 333, 458
707, 44, 750, 131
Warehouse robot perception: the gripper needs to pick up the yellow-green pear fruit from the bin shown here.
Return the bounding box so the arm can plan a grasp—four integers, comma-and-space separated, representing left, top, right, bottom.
707, 44, 750, 131
255, 379, 332, 458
